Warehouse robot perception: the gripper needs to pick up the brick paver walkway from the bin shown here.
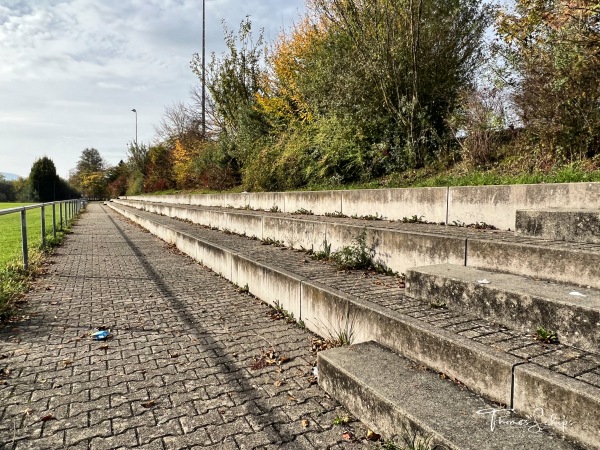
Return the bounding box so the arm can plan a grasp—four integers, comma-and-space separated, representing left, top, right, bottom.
0, 204, 370, 450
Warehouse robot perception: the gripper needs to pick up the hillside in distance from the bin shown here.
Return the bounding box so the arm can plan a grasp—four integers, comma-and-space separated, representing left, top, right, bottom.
1, 172, 20, 181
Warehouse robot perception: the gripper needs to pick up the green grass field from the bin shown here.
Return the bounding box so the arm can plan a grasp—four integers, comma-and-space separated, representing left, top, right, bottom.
0, 202, 64, 266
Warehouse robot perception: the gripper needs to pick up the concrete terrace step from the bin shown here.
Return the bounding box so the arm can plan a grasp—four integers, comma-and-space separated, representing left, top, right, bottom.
319, 342, 582, 450
405, 264, 600, 351
516, 208, 600, 244
113, 198, 600, 289
121, 181, 600, 231
108, 202, 600, 449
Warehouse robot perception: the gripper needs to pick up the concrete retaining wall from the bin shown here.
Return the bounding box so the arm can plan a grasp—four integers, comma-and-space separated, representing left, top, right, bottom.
122, 182, 600, 231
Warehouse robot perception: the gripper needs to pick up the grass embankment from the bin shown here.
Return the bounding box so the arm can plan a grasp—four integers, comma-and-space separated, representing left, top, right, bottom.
0, 202, 77, 321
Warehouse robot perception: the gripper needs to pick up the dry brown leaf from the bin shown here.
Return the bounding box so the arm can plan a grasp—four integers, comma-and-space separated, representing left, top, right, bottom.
366, 429, 381, 441
99, 345, 109, 350
301, 419, 310, 428
287, 394, 298, 402
40, 413, 55, 422
62, 359, 73, 367
274, 380, 285, 387
140, 400, 156, 408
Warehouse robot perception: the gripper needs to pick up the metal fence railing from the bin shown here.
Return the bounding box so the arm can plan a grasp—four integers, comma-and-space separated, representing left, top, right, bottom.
0, 199, 86, 270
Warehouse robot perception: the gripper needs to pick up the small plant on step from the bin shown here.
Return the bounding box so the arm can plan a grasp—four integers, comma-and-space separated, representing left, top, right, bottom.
351, 213, 385, 221
321, 314, 356, 347
331, 228, 373, 270
535, 326, 559, 344
332, 415, 351, 426
292, 208, 313, 215
402, 215, 427, 224
268, 300, 296, 324
430, 300, 447, 309
269, 205, 280, 213
312, 236, 332, 260
261, 237, 284, 247
325, 211, 348, 218
238, 283, 249, 294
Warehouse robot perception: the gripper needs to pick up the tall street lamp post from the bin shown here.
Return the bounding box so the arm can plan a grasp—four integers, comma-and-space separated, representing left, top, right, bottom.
202, 0, 206, 137
131, 108, 138, 145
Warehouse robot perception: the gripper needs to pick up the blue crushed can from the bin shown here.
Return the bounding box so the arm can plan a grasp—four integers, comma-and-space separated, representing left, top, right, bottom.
91, 330, 111, 340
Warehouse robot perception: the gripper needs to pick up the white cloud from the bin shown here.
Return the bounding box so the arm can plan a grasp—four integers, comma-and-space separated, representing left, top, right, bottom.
0, 0, 305, 178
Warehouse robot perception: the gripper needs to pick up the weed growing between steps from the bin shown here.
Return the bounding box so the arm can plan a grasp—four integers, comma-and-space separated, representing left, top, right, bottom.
292, 208, 314, 215
449, 220, 498, 230
402, 215, 428, 224
309, 229, 398, 276
351, 213, 385, 221
325, 211, 348, 218
331, 229, 373, 270
535, 326, 559, 344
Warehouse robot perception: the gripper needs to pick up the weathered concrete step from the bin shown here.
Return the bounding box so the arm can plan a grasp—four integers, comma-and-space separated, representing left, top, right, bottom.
516, 209, 600, 244
107, 202, 600, 449
405, 264, 600, 351
319, 342, 582, 450
114, 198, 600, 289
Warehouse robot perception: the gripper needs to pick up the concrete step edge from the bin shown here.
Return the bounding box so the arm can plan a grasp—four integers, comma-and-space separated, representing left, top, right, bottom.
318, 342, 585, 450
405, 264, 600, 351
516, 209, 600, 244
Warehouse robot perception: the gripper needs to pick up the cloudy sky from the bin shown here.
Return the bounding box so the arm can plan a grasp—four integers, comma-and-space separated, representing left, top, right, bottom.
0, 0, 306, 179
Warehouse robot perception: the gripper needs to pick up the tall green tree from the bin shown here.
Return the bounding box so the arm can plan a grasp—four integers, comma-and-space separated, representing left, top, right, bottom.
29, 157, 59, 202
0, 175, 16, 202
70, 148, 109, 198
76, 148, 106, 173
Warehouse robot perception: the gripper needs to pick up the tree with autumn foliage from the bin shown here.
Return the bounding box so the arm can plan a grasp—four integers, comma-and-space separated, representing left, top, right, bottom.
496, 0, 600, 162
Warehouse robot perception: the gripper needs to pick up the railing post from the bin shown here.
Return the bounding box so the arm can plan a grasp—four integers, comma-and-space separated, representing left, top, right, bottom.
52, 203, 56, 238
21, 208, 28, 271
59, 202, 63, 230
41, 204, 46, 248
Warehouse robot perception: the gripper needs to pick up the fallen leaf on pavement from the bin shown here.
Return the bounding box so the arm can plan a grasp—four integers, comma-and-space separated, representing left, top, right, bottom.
301, 419, 310, 428
40, 413, 55, 422
366, 429, 381, 441
141, 400, 156, 408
